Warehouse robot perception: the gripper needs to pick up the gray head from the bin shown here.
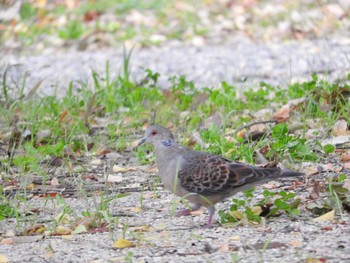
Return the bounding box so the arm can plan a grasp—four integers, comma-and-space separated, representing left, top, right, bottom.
138, 125, 174, 146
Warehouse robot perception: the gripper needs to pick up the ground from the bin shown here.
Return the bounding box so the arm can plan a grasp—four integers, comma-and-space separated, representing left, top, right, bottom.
0, 1, 350, 263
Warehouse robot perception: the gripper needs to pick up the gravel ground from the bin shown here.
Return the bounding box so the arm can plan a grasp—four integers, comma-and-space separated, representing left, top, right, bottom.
1, 37, 350, 97
1, 183, 349, 263
1, 35, 350, 262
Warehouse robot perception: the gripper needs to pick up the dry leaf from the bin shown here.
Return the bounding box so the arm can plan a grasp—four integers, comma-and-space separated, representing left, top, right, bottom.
304, 166, 319, 176
333, 119, 348, 135
322, 135, 350, 146
105, 174, 123, 183
0, 238, 15, 245
306, 258, 326, 263
26, 183, 35, 191
51, 177, 59, 186
130, 207, 142, 213
132, 225, 151, 232
72, 225, 87, 235
90, 158, 102, 166
322, 163, 343, 172
54, 226, 72, 235
0, 254, 9, 263
190, 206, 205, 216
230, 210, 244, 220
112, 165, 128, 173
340, 152, 350, 162
289, 240, 302, 247
218, 242, 230, 252
229, 235, 240, 241
274, 105, 291, 122
113, 238, 135, 249
55, 213, 71, 225
313, 210, 335, 222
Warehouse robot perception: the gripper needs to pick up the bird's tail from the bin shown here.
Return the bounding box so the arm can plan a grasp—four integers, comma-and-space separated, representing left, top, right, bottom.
279, 170, 304, 178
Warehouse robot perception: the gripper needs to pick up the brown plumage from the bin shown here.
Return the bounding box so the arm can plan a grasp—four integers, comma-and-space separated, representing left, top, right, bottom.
138, 125, 303, 226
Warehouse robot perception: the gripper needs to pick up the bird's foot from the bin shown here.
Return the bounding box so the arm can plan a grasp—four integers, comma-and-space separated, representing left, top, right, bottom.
203, 215, 213, 228
176, 209, 192, 217
176, 204, 201, 217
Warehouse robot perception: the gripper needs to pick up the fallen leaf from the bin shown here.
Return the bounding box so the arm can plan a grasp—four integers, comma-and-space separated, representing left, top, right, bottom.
113, 238, 135, 249
105, 174, 123, 183
130, 207, 142, 213
190, 206, 205, 216
96, 149, 111, 156
26, 183, 35, 191
303, 166, 319, 176
322, 163, 343, 172
51, 177, 59, 186
309, 181, 321, 200
306, 258, 326, 263
55, 213, 71, 225
218, 242, 230, 252
229, 235, 240, 241
274, 105, 291, 122
90, 158, 102, 166
24, 225, 46, 235
132, 225, 151, 232
322, 135, 350, 146
333, 119, 348, 135
72, 225, 87, 235
0, 238, 15, 245
0, 254, 9, 263
53, 226, 72, 236
230, 210, 244, 220
112, 165, 128, 173
340, 152, 350, 162
313, 210, 335, 222
262, 181, 280, 189
289, 240, 302, 247
320, 226, 333, 231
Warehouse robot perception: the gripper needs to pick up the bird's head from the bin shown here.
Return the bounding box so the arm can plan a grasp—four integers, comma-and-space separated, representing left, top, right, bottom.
137, 125, 174, 147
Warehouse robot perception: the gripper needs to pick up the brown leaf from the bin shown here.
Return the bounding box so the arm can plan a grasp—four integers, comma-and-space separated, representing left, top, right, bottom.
304, 166, 319, 176
51, 177, 59, 186
344, 162, 350, 169
289, 240, 302, 247
340, 152, 350, 162
0, 238, 15, 245
306, 258, 327, 263
309, 181, 321, 200
322, 163, 343, 172
333, 119, 348, 135
274, 105, 291, 123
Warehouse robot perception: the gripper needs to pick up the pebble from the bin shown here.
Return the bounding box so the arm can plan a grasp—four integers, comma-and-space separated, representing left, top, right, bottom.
1, 38, 349, 97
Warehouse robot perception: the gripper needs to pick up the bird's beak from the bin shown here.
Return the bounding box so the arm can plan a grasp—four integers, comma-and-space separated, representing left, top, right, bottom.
137, 138, 146, 147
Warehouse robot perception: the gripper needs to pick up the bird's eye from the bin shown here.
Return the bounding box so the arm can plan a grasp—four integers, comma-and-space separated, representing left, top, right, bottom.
151, 130, 157, 136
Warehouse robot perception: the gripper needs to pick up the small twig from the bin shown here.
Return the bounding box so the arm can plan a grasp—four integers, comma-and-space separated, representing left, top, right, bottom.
235, 120, 277, 133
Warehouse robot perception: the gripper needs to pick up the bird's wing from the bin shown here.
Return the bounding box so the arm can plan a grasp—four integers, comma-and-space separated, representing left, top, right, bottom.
178, 152, 281, 195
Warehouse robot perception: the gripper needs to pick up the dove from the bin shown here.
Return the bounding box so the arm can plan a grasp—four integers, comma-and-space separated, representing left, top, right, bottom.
138, 125, 303, 226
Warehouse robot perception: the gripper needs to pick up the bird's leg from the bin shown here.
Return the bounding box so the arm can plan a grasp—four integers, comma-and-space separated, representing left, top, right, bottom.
176, 204, 201, 217
204, 206, 216, 228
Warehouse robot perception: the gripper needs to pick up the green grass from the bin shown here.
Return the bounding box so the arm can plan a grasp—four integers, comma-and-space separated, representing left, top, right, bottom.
0, 56, 349, 231
2, 0, 349, 51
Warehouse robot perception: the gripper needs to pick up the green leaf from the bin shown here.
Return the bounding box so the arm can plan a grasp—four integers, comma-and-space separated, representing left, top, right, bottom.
274, 199, 290, 210
323, 144, 335, 154
272, 123, 288, 138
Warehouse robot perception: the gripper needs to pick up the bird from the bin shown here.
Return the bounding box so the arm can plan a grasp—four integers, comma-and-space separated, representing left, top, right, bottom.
138, 125, 304, 226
